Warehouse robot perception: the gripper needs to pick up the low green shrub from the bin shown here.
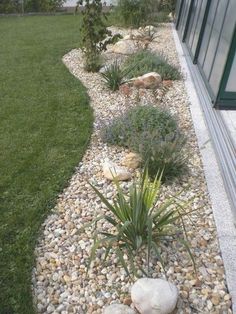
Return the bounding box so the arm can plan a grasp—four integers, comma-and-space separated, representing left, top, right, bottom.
101, 60, 133, 91
89, 169, 194, 276
124, 50, 181, 80
102, 105, 177, 145
158, 0, 176, 13
101, 105, 187, 181
113, 0, 158, 28
153, 11, 171, 23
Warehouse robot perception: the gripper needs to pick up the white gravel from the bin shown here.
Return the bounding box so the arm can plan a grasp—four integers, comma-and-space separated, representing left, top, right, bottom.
32, 24, 232, 314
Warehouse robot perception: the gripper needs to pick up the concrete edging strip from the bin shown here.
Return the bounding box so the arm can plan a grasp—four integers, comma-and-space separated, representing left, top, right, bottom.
172, 24, 236, 313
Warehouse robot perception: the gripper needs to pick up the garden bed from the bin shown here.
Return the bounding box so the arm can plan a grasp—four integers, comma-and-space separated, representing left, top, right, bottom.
32, 24, 232, 313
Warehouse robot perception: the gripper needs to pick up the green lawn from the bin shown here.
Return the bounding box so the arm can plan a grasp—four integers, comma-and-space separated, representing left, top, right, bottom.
0, 15, 93, 314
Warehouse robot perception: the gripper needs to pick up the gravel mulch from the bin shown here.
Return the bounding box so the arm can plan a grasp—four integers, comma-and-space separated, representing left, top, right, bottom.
32, 24, 232, 314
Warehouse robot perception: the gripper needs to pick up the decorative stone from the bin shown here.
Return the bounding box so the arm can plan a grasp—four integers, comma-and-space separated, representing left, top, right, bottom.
130, 72, 162, 89
168, 12, 174, 21
102, 160, 132, 181
123, 34, 133, 40
110, 40, 138, 55
103, 304, 135, 314
145, 25, 155, 32
131, 278, 178, 314
122, 152, 142, 169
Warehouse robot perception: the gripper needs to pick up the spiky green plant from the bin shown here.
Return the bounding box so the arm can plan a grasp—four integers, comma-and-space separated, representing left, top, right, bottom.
89, 169, 195, 276
101, 60, 134, 91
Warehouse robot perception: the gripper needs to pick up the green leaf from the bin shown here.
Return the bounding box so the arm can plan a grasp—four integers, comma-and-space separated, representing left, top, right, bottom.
116, 247, 130, 276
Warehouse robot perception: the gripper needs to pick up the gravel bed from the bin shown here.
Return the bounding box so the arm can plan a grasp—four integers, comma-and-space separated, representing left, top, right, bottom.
32, 24, 232, 314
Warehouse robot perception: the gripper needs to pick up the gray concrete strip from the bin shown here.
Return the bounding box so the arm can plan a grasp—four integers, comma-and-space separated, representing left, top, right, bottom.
172, 24, 236, 313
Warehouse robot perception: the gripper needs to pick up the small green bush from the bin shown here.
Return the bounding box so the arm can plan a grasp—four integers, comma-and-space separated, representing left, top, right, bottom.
153, 11, 170, 23
158, 0, 176, 13
124, 50, 181, 80
101, 105, 186, 180
133, 130, 187, 180
101, 105, 177, 146
101, 60, 133, 91
89, 169, 194, 276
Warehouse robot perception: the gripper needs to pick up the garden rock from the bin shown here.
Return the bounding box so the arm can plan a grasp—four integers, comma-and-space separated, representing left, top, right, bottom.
131, 72, 162, 89
145, 25, 155, 32
110, 39, 138, 55
99, 66, 107, 74
103, 160, 132, 181
123, 34, 133, 40
122, 152, 141, 169
103, 304, 136, 314
131, 278, 178, 314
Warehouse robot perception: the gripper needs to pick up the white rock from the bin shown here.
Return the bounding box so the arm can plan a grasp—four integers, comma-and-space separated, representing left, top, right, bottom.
131, 278, 178, 314
123, 34, 132, 40
99, 66, 107, 74
102, 160, 132, 181
110, 40, 138, 55
103, 304, 136, 314
145, 25, 155, 32
130, 72, 162, 89
122, 152, 142, 169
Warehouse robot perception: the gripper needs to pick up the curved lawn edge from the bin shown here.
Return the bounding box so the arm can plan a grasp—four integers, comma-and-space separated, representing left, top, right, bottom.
0, 16, 93, 314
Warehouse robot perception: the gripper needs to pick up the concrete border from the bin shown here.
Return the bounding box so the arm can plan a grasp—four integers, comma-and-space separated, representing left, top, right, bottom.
172, 25, 236, 313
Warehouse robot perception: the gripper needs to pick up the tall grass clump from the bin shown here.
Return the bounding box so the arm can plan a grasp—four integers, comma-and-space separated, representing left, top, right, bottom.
112, 0, 158, 28
124, 50, 181, 80
89, 169, 194, 276
101, 105, 187, 181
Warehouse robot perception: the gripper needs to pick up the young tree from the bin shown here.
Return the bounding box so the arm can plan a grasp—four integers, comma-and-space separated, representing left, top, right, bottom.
79, 0, 121, 72
78, 0, 110, 71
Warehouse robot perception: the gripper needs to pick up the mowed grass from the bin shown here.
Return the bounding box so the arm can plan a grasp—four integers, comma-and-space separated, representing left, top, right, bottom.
0, 15, 93, 314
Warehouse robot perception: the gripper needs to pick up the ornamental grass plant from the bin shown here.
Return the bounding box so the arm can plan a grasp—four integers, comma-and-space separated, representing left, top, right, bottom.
124, 50, 181, 80
89, 169, 195, 276
101, 60, 135, 91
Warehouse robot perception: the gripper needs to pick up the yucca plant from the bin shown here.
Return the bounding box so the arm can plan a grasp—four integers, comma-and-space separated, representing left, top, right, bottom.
89, 169, 195, 277
101, 60, 135, 91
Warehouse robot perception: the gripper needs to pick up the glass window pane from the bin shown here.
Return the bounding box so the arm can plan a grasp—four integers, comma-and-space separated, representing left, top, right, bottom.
191, 0, 207, 56
209, 0, 236, 94
198, 0, 218, 66
209, 38, 230, 94
226, 52, 236, 92
186, 0, 200, 49
203, 29, 220, 78
202, 0, 228, 79
178, 0, 192, 39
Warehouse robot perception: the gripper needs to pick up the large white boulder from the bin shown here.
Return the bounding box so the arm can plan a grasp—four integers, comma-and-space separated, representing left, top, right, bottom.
103, 304, 136, 314
131, 72, 162, 89
102, 160, 132, 181
110, 39, 138, 55
131, 278, 178, 314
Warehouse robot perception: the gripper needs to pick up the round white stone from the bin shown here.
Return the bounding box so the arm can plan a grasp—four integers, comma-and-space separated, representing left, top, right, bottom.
103, 304, 136, 314
131, 278, 178, 314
